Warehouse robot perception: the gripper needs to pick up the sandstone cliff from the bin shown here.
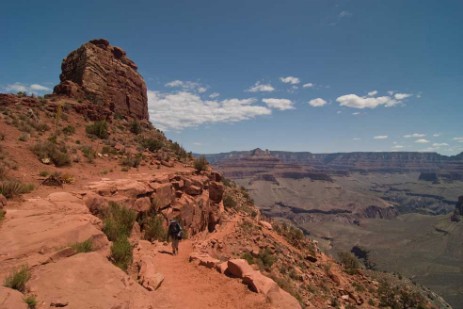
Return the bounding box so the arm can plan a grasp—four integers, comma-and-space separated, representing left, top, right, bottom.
54, 39, 148, 120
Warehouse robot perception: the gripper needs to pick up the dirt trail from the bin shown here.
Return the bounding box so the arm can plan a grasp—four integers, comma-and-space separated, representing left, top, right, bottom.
148, 218, 271, 309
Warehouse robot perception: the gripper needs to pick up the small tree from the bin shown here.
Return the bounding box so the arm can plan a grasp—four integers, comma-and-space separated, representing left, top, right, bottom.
194, 155, 208, 173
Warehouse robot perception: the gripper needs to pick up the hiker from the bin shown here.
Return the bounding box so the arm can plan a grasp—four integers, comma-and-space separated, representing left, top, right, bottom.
168, 219, 183, 255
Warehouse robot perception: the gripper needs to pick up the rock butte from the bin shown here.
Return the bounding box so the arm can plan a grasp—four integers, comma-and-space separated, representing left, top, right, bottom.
54, 38, 149, 120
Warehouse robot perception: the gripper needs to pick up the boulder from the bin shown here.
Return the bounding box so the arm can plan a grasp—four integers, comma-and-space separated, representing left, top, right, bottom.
150, 182, 174, 209
226, 259, 254, 278
28, 252, 157, 308
138, 257, 164, 291
267, 288, 302, 309
83, 192, 108, 215
258, 220, 273, 230
189, 252, 220, 269
133, 197, 151, 213
242, 271, 278, 295
209, 181, 224, 203
0, 287, 28, 309
185, 185, 203, 196
54, 39, 149, 120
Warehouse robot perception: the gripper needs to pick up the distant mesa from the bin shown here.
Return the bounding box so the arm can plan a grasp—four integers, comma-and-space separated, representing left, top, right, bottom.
54, 39, 149, 120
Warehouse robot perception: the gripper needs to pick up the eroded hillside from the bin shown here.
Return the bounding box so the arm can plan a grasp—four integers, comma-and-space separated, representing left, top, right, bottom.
0, 40, 453, 309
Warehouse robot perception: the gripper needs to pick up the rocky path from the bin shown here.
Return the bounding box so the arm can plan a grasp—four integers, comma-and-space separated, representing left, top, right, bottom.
148, 221, 271, 309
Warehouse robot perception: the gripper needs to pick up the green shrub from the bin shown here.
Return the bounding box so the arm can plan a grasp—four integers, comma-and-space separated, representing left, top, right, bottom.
86, 121, 109, 139
4, 265, 31, 292
111, 237, 132, 271
338, 251, 360, 275
18, 133, 29, 142
0, 181, 34, 198
129, 120, 142, 134
143, 215, 167, 241
102, 202, 136, 241
39, 170, 49, 177
194, 155, 208, 173
81, 146, 96, 163
241, 252, 255, 265
62, 125, 75, 135
32, 141, 71, 167
140, 137, 163, 152
223, 194, 237, 209
274, 222, 305, 247
121, 153, 142, 168
257, 248, 276, 270
24, 295, 37, 308
72, 239, 93, 253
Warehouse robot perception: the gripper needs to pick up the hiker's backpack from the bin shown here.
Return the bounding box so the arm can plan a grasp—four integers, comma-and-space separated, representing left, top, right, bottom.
169, 221, 182, 239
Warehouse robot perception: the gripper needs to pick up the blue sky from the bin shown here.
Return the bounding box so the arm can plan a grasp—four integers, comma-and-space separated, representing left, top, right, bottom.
1, 0, 462, 155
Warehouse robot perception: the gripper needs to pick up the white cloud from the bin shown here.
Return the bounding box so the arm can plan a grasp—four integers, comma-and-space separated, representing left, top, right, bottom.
339, 11, 352, 18
280, 76, 300, 85
352, 112, 360, 116
367, 90, 378, 96
353, 137, 361, 141
432, 143, 449, 147
30, 84, 51, 91
394, 93, 412, 100
148, 90, 271, 131
247, 82, 275, 93
453, 137, 463, 143
392, 145, 404, 149
415, 139, 430, 144
302, 83, 314, 88
4, 82, 50, 94
165, 80, 207, 93
308, 98, 327, 107
209, 92, 220, 99
262, 98, 294, 110
433, 133, 441, 137
374, 135, 388, 140
336, 91, 412, 109
404, 133, 426, 138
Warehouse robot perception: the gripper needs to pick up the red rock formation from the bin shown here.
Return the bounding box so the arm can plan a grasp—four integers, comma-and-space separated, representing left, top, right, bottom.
54, 39, 149, 120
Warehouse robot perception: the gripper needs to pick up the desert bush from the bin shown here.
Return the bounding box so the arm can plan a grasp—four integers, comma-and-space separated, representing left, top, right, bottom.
142, 215, 167, 241
170, 142, 188, 160
377, 280, 427, 309
18, 133, 29, 142
24, 295, 37, 308
102, 202, 136, 241
121, 153, 142, 168
223, 194, 237, 209
274, 222, 305, 248
4, 265, 30, 292
139, 137, 163, 152
0, 181, 34, 198
0, 210, 5, 221
129, 120, 142, 134
257, 248, 276, 270
241, 252, 255, 265
62, 125, 75, 135
32, 141, 71, 167
110, 237, 132, 271
80, 145, 96, 163
39, 170, 49, 177
338, 251, 361, 275
86, 120, 109, 139
71, 239, 93, 253
194, 155, 208, 173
